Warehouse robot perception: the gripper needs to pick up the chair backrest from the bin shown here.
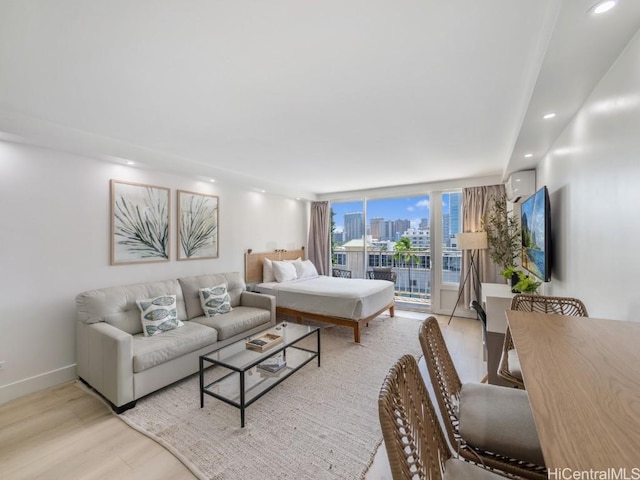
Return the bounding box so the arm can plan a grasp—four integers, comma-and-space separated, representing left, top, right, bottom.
418, 316, 463, 451
470, 300, 487, 345
367, 270, 397, 282
510, 294, 588, 317
379, 354, 450, 480
470, 300, 487, 325
332, 268, 352, 278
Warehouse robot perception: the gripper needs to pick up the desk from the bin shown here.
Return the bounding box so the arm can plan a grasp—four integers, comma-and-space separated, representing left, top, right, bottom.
481, 283, 514, 386
507, 311, 640, 470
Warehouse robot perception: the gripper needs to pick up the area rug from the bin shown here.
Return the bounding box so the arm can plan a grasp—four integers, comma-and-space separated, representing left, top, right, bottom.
117, 315, 424, 480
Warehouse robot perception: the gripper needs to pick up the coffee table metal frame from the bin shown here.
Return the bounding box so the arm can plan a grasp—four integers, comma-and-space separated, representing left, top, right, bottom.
199, 322, 320, 427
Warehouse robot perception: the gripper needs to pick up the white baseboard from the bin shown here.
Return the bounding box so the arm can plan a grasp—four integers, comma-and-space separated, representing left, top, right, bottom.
0, 364, 77, 405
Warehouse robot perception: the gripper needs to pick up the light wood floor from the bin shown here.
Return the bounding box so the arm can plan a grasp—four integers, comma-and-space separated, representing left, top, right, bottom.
0, 313, 484, 480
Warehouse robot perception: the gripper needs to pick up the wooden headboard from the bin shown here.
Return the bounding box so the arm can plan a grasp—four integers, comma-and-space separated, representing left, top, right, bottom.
244, 247, 306, 284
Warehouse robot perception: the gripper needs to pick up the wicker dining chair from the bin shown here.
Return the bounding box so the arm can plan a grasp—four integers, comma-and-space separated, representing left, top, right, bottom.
379, 354, 507, 480
498, 294, 589, 388
419, 316, 547, 480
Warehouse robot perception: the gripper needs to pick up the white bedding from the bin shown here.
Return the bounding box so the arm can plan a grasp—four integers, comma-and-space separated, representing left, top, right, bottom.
254, 275, 394, 321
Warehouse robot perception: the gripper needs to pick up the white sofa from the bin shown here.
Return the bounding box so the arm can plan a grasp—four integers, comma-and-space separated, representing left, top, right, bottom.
76, 272, 275, 412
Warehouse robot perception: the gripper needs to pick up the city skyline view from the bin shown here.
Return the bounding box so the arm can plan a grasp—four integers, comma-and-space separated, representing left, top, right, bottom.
331, 196, 431, 232
331, 194, 458, 232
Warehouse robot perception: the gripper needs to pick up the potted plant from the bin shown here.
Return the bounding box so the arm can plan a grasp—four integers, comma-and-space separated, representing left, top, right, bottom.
512, 270, 541, 293
482, 194, 521, 286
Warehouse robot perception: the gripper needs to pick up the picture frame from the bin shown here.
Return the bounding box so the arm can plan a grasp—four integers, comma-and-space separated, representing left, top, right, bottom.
110, 180, 170, 265
177, 190, 219, 260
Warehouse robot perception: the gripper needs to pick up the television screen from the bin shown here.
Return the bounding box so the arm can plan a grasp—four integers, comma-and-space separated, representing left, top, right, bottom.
520, 186, 551, 282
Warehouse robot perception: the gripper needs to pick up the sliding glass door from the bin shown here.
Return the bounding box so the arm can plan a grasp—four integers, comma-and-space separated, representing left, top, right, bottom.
331, 200, 365, 279
330, 190, 462, 311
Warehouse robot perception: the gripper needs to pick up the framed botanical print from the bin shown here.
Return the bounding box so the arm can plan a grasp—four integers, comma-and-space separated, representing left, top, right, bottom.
110, 180, 170, 265
177, 190, 219, 260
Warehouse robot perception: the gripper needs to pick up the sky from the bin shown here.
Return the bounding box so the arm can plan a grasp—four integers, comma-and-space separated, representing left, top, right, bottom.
331, 195, 432, 231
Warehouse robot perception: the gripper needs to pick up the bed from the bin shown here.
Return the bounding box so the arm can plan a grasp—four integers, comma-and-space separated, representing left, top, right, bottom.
245, 248, 395, 343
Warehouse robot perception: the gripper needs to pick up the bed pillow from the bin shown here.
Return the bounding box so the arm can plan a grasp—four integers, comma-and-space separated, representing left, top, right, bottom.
294, 259, 319, 279
199, 284, 233, 317
272, 260, 298, 283
263, 257, 301, 282
136, 294, 183, 337
263, 258, 276, 283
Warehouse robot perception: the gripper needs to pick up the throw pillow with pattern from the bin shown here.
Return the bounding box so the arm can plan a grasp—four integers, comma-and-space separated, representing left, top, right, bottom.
199, 284, 232, 317
136, 294, 183, 337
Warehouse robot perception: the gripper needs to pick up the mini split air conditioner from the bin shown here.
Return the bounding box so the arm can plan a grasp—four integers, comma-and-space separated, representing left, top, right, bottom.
505, 170, 535, 203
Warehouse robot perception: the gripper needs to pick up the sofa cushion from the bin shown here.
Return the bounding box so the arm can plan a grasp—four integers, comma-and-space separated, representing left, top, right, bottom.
132, 321, 218, 373
136, 295, 183, 337
192, 306, 271, 340
459, 382, 544, 467
199, 284, 232, 316
103, 310, 143, 335
179, 273, 246, 319
76, 279, 188, 327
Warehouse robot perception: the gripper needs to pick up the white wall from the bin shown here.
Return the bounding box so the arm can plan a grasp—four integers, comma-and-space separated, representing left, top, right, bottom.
0, 142, 308, 403
536, 30, 640, 321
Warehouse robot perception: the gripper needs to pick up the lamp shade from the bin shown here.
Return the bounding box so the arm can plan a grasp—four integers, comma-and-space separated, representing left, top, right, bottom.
456, 232, 488, 250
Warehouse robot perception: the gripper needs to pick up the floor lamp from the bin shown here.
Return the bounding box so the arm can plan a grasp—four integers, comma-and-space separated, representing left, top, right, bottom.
448, 231, 488, 325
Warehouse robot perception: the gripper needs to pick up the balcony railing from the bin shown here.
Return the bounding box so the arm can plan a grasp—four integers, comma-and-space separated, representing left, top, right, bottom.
331, 248, 462, 306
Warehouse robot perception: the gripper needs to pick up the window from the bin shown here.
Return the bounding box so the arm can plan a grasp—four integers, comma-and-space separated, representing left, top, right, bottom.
333, 252, 347, 266
331, 200, 365, 278
442, 191, 462, 284
332, 195, 431, 304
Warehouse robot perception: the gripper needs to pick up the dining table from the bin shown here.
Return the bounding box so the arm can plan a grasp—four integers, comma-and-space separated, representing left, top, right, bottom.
506, 310, 640, 472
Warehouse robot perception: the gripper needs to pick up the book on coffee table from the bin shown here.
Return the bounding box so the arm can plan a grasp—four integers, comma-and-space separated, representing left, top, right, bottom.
245, 332, 283, 352
257, 357, 286, 373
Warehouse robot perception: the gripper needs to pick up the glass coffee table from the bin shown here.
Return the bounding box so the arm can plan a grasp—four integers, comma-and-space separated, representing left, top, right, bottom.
199, 322, 320, 427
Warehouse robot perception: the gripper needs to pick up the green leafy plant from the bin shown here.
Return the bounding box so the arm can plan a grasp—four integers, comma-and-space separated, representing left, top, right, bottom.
512, 271, 541, 293
330, 208, 337, 265
482, 194, 520, 279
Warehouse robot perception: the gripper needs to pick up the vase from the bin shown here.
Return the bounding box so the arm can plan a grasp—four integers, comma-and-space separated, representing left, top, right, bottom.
510, 272, 519, 293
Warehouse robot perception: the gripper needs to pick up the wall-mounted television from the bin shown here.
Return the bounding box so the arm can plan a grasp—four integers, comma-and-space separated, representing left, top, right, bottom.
520, 186, 551, 282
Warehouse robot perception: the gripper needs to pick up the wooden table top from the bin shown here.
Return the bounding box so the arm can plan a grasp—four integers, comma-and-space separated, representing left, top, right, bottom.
506, 310, 640, 470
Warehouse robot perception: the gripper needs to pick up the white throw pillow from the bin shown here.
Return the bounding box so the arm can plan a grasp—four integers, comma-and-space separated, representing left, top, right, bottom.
272, 260, 298, 282
263, 257, 301, 283
136, 294, 183, 337
263, 258, 275, 283
294, 259, 319, 279
199, 284, 233, 317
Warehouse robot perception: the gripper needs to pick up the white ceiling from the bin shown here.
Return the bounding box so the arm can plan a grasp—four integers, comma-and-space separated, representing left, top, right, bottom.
1, 1, 639, 199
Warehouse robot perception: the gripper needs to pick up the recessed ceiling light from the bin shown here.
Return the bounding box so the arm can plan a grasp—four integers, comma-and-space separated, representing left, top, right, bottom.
543, 113, 556, 119
126, 161, 135, 165
592, 0, 617, 15
524, 153, 533, 158
209, 178, 215, 183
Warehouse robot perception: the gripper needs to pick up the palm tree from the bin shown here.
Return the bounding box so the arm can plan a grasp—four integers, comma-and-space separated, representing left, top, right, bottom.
394, 237, 419, 296
379, 243, 388, 267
